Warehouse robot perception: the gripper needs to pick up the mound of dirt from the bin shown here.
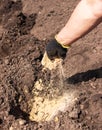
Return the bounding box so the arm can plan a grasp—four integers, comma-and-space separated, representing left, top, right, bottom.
0, 0, 102, 130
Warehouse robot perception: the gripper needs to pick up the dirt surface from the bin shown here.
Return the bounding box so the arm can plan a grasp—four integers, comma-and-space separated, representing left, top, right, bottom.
0, 0, 102, 130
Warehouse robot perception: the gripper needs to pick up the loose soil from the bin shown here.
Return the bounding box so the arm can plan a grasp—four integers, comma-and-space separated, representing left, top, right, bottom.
0, 0, 102, 130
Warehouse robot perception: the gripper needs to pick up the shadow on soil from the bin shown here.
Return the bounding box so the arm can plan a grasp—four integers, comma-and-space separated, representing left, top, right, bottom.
66, 67, 102, 84
9, 105, 30, 121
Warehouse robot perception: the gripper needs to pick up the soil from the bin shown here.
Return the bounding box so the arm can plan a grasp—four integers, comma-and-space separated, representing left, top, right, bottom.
0, 0, 102, 130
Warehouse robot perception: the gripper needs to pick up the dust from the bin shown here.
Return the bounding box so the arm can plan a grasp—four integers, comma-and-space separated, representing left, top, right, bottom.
41, 52, 62, 70
41, 52, 67, 93
29, 54, 78, 122
30, 91, 77, 122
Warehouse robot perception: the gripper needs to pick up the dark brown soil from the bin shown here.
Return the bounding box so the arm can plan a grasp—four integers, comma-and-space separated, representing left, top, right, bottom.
0, 0, 102, 130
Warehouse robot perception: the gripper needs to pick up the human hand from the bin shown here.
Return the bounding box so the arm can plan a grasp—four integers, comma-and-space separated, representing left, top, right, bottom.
46, 38, 68, 60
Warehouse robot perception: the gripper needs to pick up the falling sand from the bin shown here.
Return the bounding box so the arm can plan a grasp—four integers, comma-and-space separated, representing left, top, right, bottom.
29, 52, 78, 122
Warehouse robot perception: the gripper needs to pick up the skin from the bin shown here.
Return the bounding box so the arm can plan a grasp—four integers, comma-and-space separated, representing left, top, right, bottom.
56, 0, 102, 46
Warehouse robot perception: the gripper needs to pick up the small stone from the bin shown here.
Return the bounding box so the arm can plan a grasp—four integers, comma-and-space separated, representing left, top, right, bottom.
24, 89, 28, 93
86, 116, 91, 120
4, 59, 9, 65
80, 104, 84, 110
90, 83, 96, 89
69, 109, 79, 119
9, 126, 13, 130
54, 116, 59, 122
93, 49, 97, 53
19, 119, 26, 125
18, 96, 22, 102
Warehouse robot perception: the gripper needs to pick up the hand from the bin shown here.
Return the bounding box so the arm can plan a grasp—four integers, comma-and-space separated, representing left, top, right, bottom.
46, 38, 68, 60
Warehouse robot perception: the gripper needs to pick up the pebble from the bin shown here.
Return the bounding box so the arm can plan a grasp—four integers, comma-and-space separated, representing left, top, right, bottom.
69, 109, 79, 119
4, 59, 9, 65
9, 126, 13, 130
19, 119, 26, 125
54, 116, 59, 122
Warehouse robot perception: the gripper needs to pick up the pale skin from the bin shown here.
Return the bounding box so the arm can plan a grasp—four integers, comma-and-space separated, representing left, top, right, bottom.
56, 0, 102, 46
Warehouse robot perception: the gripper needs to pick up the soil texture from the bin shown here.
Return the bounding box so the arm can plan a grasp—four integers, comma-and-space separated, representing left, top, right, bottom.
0, 0, 102, 130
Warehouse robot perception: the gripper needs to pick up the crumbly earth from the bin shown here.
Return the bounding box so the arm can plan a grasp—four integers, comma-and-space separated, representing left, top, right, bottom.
0, 0, 102, 130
